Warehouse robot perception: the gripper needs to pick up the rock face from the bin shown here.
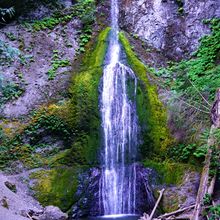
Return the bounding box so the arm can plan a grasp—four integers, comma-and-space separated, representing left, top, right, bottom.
0, 1, 81, 118
120, 0, 220, 60
39, 206, 68, 220
162, 171, 200, 212
71, 165, 156, 218
0, 18, 79, 118
0, 171, 42, 220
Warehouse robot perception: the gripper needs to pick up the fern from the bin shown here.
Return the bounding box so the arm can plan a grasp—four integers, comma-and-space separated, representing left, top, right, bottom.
0, 7, 15, 23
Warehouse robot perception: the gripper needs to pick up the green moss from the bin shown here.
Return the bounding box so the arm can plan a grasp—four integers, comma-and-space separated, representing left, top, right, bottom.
119, 32, 172, 156
68, 27, 111, 165
30, 167, 78, 211
143, 159, 193, 185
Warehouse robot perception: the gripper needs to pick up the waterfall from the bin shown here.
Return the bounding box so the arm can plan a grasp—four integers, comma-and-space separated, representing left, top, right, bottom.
100, 0, 139, 215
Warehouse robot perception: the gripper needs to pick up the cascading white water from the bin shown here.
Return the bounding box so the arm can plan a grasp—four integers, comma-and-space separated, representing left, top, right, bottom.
100, 0, 139, 215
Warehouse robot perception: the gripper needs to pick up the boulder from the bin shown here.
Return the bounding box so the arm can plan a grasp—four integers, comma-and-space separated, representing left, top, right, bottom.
4, 181, 17, 193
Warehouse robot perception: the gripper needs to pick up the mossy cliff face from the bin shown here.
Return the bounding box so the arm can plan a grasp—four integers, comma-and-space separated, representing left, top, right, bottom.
26, 28, 111, 212
119, 32, 173, 157
68, 27, 111, 165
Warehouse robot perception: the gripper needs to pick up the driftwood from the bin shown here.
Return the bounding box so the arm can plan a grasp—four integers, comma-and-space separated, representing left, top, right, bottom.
192, 89, 220, 220
140, 189, 165, 220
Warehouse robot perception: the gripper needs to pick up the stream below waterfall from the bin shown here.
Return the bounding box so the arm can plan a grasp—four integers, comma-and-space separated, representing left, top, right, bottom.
88, 214, 140, 220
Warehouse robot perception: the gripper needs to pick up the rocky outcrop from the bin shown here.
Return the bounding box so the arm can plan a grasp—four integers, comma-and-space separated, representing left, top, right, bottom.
162, 171, 200, 212
120, 0, 220, 60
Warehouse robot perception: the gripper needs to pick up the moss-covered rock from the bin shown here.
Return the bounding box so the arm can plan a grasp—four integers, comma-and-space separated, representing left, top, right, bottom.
68, 27, 111, 165
119, 32, 173, 157
143, 159, 200, 213
30, 167, 79, 212
143, 159, 193, 185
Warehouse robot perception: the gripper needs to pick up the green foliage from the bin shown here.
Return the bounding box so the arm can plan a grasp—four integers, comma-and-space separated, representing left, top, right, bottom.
32, 17, 60, 31
47, 50, 71, 80
0, 127, 4, 142
156, 18, 220, 103
174, 0, 184, 14
209, 147, 220, 178
0, 79, 24, 106
207, 205, 220, 220
31, 0, 96, 31
119, 32, 173, 156
6, 32, 17, 41
193, 145, 207, 158
168, 143, 197, 162
167, 128, 220, 164
203, 193, 212, 205
0, 40, 20, 65
24, 109, 71, 144
77, 27, 93, 54
68, 27, 110, 165
0, 108, 72, 169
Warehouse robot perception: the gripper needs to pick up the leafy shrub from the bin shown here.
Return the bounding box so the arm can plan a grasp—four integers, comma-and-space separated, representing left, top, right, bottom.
168, 143, 197, 162
24, 109, 72, 144
0, 108, 72, 169
203, 193, 212, 205
0, 79, 24, 106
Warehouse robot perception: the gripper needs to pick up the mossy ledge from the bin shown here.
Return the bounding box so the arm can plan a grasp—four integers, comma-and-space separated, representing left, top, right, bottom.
119, 32, 173, 157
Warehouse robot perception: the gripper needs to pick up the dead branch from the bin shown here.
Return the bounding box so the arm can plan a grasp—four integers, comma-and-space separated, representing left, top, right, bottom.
149, 188, 165, 220
139, 189, 165, 220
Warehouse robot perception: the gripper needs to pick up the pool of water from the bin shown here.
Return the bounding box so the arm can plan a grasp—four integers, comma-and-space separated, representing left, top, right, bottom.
87, 214, 140, 220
